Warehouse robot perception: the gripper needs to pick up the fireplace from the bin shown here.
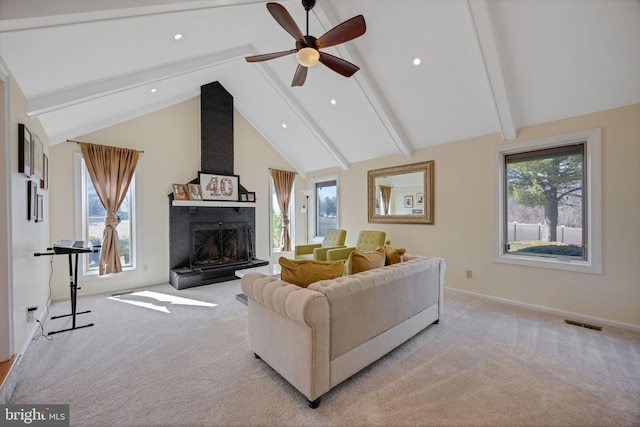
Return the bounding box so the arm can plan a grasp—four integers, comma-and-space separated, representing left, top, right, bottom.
191, 222, 248, 268
168, 81, 267, 290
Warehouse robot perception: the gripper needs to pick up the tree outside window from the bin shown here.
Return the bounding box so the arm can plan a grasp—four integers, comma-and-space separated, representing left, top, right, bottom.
505, 144, 585, 259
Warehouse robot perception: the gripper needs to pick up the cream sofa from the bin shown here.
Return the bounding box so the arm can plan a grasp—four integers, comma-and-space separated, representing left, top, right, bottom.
240, 255, 446, 407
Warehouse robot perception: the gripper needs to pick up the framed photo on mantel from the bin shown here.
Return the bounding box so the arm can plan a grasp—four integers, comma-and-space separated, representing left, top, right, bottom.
199, 172, 239, 201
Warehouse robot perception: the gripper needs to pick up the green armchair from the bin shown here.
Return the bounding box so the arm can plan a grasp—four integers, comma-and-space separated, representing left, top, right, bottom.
294, 229, 347, 261
326, 230, 386, 262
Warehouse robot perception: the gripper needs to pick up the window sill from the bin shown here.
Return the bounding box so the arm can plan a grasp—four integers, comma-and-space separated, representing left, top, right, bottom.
494, 253, 601, 274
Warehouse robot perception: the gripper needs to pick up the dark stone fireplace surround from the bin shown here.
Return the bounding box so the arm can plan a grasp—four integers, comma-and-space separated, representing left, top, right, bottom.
169, 82, 267, 290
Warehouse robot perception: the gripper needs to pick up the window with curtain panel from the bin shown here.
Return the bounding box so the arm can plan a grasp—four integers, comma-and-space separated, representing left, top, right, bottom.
269, 176, 295, 255
74, 154, 137, 276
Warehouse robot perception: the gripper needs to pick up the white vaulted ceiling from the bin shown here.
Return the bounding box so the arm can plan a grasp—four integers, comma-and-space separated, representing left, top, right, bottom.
1, 0, 638, 175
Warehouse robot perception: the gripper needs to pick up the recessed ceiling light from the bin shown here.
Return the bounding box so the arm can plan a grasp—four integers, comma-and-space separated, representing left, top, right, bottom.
150, 88, 157, 93
174, 33, 183, 40
330, 99, 337, 105
413, 58, 421, 66
282, 123, 287, 129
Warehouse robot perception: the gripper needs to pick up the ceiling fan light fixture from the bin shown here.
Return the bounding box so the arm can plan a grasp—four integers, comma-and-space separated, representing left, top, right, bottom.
296, 47, 320, 67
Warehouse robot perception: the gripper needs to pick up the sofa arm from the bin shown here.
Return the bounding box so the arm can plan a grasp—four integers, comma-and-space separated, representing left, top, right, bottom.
313, 245, 346, 261
240, 272, 331, 402
294, 243, 322, 258
326, 246, 355, 262
241, 273, 329, 325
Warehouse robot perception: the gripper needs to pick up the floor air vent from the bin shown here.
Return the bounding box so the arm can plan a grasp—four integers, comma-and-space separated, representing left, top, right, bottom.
111, 290, 134, 297
565, 319, 602, 331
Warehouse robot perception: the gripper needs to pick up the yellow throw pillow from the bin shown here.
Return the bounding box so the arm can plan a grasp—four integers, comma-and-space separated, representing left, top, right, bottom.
278, 257, 344, 288
383, 240, 406, 265
347, 248, 386, 275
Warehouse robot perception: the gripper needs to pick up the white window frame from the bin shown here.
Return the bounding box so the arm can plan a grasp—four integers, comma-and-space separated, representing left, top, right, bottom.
494, 128, 602, 274
310, 175, 339, 241
74, 153, 139, 277
268, 177, 295, 255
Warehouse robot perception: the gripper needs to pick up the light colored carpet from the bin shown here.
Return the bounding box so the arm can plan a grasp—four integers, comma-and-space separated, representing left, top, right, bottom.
9, 279, 640, 427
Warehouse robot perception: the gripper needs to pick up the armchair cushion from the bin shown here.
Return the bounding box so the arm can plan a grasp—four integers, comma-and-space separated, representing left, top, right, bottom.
294, 229, 347, 260
279, 257, 344, 288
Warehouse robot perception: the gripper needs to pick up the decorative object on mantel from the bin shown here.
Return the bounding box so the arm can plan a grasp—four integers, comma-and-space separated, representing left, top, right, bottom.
245, 1, 366, 87
247, 192, 255, 202
173, 184, 189, 200
199, 171, 239, 201
18, 123, 31, 177
188, 184, 202, 200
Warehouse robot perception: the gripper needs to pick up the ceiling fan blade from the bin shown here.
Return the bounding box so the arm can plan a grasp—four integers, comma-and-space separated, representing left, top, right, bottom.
318, 52, 360, 78
245, 49, 296, 63
315, 15, 366, 49
291, 64, 308, 87
266, 2, 305, 43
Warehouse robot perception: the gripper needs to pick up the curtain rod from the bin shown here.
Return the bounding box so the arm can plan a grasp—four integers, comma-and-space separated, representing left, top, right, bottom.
67, 139, 145, 154
268, 167, 297, 174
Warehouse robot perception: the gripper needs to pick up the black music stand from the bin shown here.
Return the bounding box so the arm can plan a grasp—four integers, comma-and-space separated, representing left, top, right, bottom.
34, 243, 100, 335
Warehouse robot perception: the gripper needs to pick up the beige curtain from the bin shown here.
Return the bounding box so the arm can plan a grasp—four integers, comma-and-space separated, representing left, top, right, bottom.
271, 169, 296, 251
380, 185, 392, 215
80, 143, 139, 275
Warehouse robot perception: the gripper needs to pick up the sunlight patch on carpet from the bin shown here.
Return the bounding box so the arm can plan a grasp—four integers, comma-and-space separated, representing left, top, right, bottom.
108, 290, 218, 313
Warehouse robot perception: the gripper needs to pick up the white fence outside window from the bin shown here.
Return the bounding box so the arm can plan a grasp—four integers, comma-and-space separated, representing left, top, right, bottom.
507, 222, 582, 245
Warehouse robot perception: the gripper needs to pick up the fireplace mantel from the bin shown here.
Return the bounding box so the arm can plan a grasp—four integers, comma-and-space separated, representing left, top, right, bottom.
172, 200, 256, 208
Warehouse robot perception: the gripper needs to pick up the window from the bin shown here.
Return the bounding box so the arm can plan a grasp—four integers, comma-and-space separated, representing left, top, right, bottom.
495, 129, 601, 273
269, 177, 294, 254
313, 177, 338, 239
75, 154, 137, 275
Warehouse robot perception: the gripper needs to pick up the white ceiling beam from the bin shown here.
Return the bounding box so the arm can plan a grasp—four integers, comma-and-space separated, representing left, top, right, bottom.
467, 0, 517, 141
26, 46, 252, 117
250, 62, 350, 172
313, 3, 413, 160
0, 0, 265, 32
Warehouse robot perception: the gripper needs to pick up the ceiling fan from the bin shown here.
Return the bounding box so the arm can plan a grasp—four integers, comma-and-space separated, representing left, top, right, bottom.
245, 0, 366, 87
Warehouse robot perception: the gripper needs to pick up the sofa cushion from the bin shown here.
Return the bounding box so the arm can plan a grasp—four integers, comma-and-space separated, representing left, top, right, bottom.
279, 257, 344, 288
383, 241, 406, 265
346, 248, 385, 275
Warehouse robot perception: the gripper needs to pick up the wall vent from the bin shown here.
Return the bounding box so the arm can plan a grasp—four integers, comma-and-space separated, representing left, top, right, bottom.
564, 319, 602, 331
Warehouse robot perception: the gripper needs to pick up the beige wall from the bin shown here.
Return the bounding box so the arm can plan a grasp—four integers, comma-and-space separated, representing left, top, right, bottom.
303, 104, 640, 328
4, 63, 51, 356
49, 97, 299, 300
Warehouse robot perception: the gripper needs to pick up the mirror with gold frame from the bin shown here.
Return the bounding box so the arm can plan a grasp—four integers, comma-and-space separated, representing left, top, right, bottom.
368, 160, 434, 224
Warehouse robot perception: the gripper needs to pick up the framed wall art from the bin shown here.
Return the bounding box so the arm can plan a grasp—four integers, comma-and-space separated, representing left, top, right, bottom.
27, 180, 37, 221
40, 154, 49, 190
36, 194, 44, 223
404, 195, 413, 208
32, 135, 43, 180
199, 172, 239, 201
416, 192, 423, 205
18, 124, 31, 177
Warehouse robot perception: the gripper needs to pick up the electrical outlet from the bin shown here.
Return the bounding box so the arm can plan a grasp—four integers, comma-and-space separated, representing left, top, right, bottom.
143, 264, 149, 272
465, 270, 473, 279
27, 306, 38, 323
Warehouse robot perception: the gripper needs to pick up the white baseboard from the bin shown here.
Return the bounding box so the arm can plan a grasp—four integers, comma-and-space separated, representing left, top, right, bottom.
446, 287, 640, 333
